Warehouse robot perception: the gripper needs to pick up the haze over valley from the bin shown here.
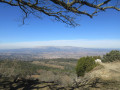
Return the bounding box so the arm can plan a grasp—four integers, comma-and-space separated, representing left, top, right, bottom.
0, 46, 113, 60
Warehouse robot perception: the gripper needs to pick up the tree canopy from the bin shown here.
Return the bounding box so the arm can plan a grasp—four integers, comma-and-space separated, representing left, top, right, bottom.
0, 0, 120, 26
102, 50, 120, 62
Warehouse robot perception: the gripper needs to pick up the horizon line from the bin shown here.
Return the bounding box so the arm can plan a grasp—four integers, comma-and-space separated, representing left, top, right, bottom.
0, 39, 120, 49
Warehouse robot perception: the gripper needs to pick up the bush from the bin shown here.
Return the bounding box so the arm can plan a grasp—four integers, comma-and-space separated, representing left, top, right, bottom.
92, 56, 101, 60
0, 60, 40, 78
76, 56, 97, 77
102, 50, 120, 62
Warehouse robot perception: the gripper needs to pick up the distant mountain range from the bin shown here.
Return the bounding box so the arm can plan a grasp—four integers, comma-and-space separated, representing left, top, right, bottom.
0, 46, 118, 60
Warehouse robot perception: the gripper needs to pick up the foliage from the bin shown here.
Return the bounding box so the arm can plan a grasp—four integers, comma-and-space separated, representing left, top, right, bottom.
37, 58, 77, 63
0, 60, 40, 78
76, 56, 97, 77
92, 56, 101, 60
102, 50, 120, 62
0, 59, 76, 79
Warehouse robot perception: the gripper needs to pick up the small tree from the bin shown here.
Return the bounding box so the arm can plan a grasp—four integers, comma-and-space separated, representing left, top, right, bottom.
92, 56, 101, 60
102, 50, 120, 62
76, 56, 96, 77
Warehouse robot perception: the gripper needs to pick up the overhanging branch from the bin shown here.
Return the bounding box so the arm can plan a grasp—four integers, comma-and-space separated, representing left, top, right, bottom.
0, 0, 120, 27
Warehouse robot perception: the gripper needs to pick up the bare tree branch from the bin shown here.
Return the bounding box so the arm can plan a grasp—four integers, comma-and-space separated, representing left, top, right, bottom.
0, 0, 120, 27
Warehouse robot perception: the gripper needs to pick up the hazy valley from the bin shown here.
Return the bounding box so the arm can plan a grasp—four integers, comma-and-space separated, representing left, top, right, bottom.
0, 46, 112, 60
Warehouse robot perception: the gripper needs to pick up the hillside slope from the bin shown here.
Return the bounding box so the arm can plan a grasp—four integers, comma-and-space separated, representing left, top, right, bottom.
91, 62, 120, 81
77, 61, 120, 90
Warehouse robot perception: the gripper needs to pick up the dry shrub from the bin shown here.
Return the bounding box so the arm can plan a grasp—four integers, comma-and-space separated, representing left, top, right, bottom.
58, 75, 74, 87
39, 71, 57, 82
32, 70, 59, 82
32, 69, 75, 87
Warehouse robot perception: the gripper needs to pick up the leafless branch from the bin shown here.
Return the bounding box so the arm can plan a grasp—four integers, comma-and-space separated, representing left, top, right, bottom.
0, 0, 120, 27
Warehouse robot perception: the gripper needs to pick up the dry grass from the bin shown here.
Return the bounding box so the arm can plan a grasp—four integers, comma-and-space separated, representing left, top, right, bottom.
32, 61, 64, 69
56, 61, 76, 66
1, 60, 120, 89
85, 61, 120, 81
74, 61, 120, 90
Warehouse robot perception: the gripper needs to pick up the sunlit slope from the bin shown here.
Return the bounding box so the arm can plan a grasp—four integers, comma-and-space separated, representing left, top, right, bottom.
89, 62, 120, 81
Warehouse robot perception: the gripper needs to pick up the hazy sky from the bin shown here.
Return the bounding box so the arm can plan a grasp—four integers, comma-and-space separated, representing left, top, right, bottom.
0, 40, 120, 49
0, 2, 120, 49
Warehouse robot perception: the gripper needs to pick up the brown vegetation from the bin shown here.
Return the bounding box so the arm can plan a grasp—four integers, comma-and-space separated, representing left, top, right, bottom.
0, 58, 120, 90
32, 61, 64, 69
